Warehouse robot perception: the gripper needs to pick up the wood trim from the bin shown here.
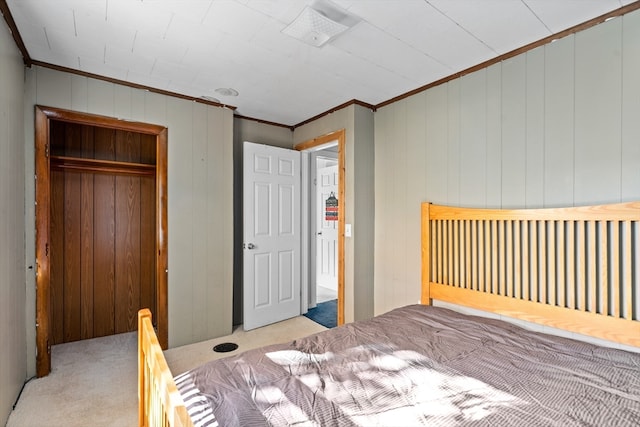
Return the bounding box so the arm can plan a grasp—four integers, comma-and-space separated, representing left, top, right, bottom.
36, 105, 166, 134
156, 128, 169, 350
294, 129, 346, 326
234, 114, 295, 131
376, 2, 640, 110
6, 1, 637, 132
34, 107, 50, 377
35, 106, 169, 377
294, 100, 375, 129
0, 0, 32, 65
50, 155, 156, 176
31, 61, 236, 111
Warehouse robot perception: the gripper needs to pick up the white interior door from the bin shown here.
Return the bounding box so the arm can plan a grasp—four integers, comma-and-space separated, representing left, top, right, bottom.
243, 142, 301, 330
316, 164, 338, 291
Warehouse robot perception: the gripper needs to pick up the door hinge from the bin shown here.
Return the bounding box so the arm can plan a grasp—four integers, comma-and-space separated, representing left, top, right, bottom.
45, 144, 49, 158
45, 243, 49, 256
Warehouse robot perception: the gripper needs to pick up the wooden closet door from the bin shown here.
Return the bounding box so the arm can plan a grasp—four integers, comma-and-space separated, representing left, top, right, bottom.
49, 122, 156, 344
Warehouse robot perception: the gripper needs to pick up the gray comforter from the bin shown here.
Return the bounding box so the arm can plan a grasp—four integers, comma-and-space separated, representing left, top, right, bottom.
175, 305, 640, 426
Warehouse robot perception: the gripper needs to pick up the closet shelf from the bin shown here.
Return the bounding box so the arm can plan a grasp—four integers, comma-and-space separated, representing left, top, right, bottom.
50, 155, 156, 177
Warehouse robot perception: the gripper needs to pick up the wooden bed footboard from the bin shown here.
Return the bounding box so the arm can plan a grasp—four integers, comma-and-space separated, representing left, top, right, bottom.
138, 309, 193, 427
421, 201, 640, 347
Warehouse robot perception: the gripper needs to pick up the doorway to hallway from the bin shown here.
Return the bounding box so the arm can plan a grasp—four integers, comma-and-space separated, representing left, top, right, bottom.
312, 149, 338, 307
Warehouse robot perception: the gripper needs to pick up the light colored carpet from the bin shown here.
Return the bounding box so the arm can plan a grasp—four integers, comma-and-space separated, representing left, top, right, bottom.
6, 316, 326, 427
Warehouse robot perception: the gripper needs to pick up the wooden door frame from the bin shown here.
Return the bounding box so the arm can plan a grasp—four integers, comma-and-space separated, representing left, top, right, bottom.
294, 129, 345, 326
35, 105, 168, 377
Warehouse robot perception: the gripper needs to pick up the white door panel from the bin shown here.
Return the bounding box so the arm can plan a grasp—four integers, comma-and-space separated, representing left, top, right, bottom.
244, 142, 301, 330
317, 165, 338, 291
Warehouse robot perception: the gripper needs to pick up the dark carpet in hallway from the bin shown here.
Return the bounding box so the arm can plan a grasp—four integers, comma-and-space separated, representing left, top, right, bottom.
304, 299, 337, 328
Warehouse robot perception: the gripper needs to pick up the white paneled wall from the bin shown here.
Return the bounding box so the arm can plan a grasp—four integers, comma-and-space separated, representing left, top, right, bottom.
23, 67, 234, 363
374, 11, 640, 315
0, 21, 26, 425
622, 12, 640, 200
574, 20, 622, 205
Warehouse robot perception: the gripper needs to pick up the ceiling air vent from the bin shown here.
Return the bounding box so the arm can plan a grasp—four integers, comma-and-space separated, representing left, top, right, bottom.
282, 0, 359, 47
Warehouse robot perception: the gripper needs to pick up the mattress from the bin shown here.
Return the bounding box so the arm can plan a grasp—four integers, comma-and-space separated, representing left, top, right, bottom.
175, 304, 640, 426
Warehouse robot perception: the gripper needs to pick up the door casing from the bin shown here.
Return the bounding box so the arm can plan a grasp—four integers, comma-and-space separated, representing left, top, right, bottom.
34, 105, 168, 377
295, 129, 345, 326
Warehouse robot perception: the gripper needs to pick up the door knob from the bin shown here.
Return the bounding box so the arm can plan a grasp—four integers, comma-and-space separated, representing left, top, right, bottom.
317, 232, 322, 235
246, 243, 256, 249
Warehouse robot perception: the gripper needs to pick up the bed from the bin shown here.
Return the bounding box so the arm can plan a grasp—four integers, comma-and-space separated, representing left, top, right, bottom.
138, 201, 640, 427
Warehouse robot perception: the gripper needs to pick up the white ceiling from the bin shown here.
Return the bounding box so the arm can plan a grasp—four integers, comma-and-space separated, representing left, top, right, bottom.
5, 0, 636, 126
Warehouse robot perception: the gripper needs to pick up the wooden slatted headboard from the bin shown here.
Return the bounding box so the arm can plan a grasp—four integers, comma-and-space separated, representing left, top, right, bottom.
421, 202, 640, 347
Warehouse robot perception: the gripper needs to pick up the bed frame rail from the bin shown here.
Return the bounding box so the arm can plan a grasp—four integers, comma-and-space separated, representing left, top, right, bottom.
138, 309, 193, 427
422, 202, 640, 347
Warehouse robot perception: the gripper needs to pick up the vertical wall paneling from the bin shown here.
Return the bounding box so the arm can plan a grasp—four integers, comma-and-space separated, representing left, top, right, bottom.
93, 129, 117, 337
393, 101, 408, 306
210, 108, 233, 334
87, 79, 116, 118
485, 63, 502, 208
425, 85, 449, 204
574, 18, 622, 204
210, 107, 226, 332
621, 12, 640, 200
216, 109, 233, 331
374, 105, 394, 314
64, 124, 83, 342
501, 56, 527, 207
80, 125, 95, 339
192, 103, 208, 340
621, 13, 640, 201
460, 71, 488, 206
0, 18, 26, 424
216, 109, 233, 330
145, 92, 168, 125
405, 93, 428, 304
70, 74, 88, 113
63, 170, 82, 341
544, 36, 575, 206
166, 97, 195, 345
114, 85, 133, 119
48, 123, 156, 343
50, 168, 65, 343
446, 80, 461, 205
24, 66, 37, 379
130, 88, 147, 123
525, 47, 545, 207
36, 67, 72, 108
114, 130, 142, 333
353, 106, 375, 320
372, 8, 640, 319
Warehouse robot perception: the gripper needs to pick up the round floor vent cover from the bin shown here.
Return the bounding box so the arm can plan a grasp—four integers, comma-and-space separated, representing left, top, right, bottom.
213, 342, 238, 353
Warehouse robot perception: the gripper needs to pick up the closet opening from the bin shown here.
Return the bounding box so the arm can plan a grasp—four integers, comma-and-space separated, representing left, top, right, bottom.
34, 106, 168, 377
